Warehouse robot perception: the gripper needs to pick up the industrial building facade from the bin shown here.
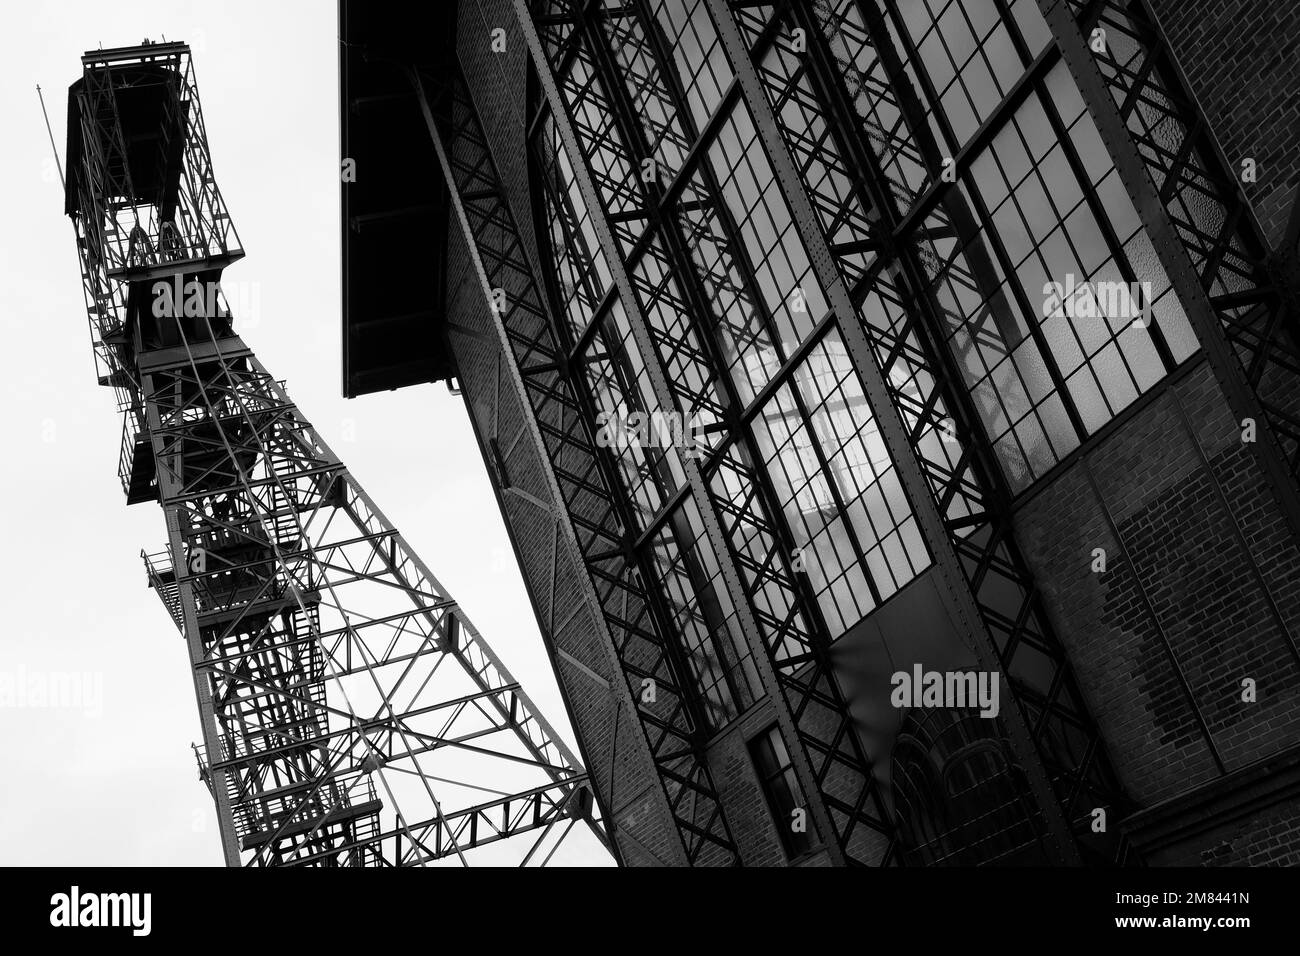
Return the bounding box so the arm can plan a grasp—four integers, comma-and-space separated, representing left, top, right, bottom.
340, 0, 1300, 866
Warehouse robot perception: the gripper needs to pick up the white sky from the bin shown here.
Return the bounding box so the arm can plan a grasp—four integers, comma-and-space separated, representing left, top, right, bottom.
0, 1, 581, 865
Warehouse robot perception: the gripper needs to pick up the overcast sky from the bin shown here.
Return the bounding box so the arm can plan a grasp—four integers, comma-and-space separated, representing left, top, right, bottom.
0, 1, 582, 865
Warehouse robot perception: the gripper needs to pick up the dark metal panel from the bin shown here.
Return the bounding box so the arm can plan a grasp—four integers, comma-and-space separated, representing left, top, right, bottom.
339, 1, 455, 397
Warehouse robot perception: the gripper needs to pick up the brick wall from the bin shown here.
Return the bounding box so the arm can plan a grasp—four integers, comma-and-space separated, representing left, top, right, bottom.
1013, 359, 1300, 860
709, 706, 798, 867
456, 0, 539, 266
1183, 798, 1300, 866
1150, 0, 1300, 249
1147, 795, 1300, 866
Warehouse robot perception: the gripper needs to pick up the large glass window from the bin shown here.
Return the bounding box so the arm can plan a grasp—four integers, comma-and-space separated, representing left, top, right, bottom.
652, 0, 732, 130
535, 0, 932, 671
676, 102, 828, 404
824, 2, 1204, 490
652, 497, 764, 729
533, 101, 683, 523
916, 63, 1196, 487
608, 1, 931, 634
901, 0, 1025, 143
751, 330, 928, 635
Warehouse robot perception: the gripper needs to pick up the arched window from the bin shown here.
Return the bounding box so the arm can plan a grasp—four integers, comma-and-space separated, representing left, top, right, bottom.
891, 707, 1049, 865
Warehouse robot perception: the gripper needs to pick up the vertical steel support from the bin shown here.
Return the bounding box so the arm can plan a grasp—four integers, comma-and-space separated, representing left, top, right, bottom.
145, 380, 244, 866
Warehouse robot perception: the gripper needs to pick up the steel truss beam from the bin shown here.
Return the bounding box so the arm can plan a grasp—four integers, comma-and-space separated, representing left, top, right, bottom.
66, 43, 604, 867
409, 57, 741, 865
719, 0, 1135, 862
519, 0, 903, 864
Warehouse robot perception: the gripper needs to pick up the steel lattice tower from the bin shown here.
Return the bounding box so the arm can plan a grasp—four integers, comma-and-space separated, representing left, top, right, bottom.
64, 40, 608, 866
